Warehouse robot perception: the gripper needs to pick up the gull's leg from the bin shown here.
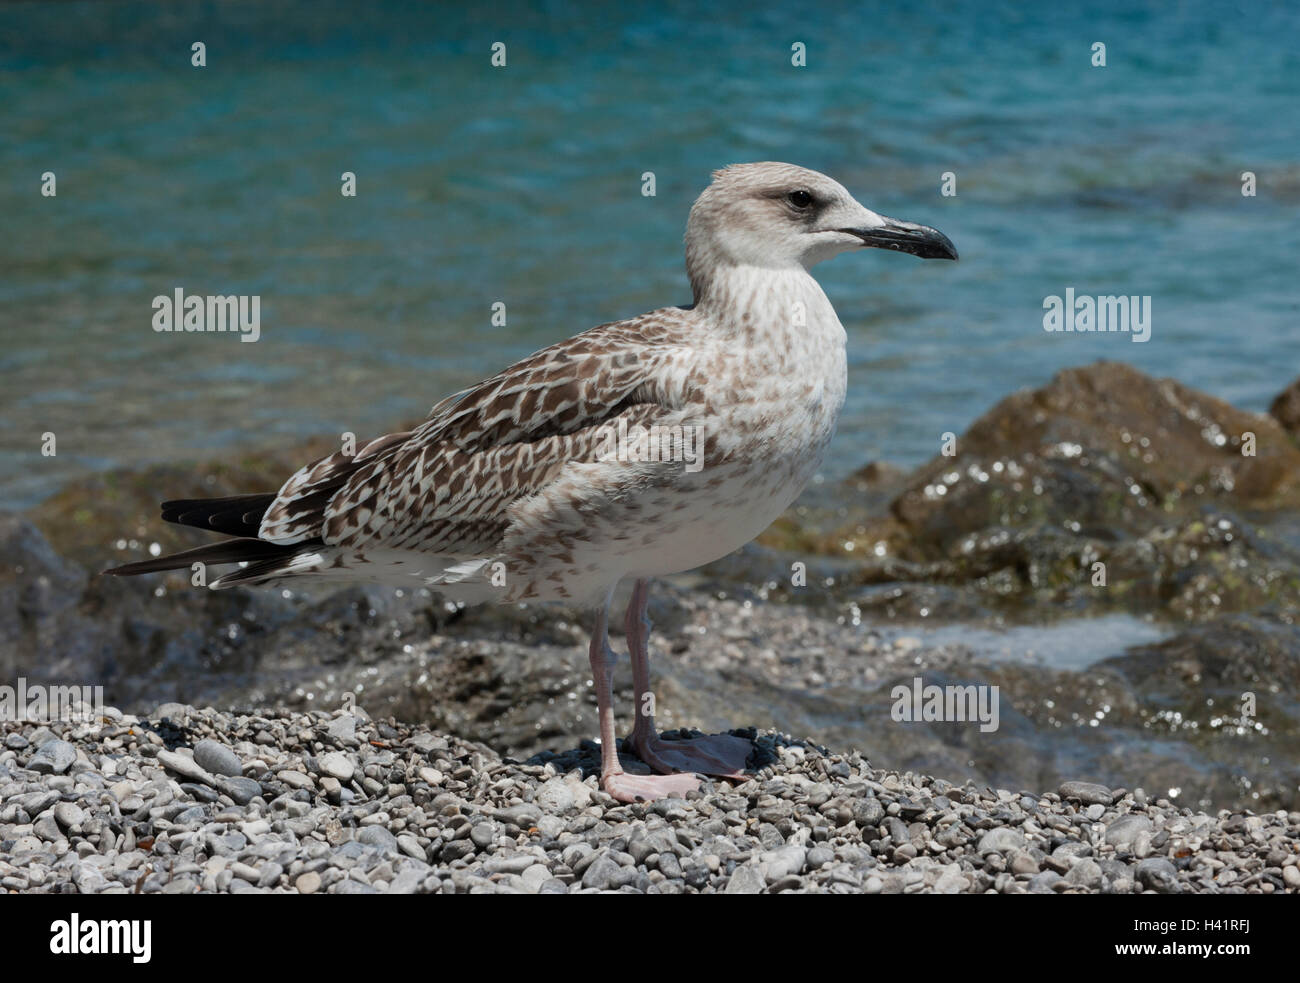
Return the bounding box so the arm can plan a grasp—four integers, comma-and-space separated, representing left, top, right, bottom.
589, 593, 700, 803
624, 578, 752, 779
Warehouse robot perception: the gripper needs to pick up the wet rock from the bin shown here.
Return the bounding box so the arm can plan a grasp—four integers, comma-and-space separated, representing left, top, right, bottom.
1270, 376, 1300, 438
843, 362, 1300, 622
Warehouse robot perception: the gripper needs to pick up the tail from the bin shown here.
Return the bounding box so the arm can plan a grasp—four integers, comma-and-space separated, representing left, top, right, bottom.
102, 492, 324, 587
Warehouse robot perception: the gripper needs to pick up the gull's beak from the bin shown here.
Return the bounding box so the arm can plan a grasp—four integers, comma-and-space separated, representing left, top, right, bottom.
842, 215, 958, 261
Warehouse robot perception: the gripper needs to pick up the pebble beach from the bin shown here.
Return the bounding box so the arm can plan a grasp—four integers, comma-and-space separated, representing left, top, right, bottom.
3, 704, 1297, 895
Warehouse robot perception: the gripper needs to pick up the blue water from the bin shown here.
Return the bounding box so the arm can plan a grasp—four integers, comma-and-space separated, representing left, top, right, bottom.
2, 0, 1297, 508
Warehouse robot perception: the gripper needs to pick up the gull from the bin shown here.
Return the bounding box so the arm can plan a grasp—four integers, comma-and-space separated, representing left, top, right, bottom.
106, 162, 957, 802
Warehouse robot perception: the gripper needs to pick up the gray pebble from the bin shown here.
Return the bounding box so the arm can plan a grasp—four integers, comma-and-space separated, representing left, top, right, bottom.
193, 739, 242, 778
156, 750, 214, 785
1058, 781, 1113, 806
358, 826, 399, 854
724, 864, 767, 894
318, 752, 355, 783
1136, 858, 1180, 894
977, 827, 1026, 854
1105, 814, 1153, 851
217, 776, 262, 806
27, 740, 76, 775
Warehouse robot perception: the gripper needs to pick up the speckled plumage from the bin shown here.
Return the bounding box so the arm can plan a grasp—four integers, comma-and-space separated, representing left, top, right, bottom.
205, 164, 884, 606
108, 162, 957, 802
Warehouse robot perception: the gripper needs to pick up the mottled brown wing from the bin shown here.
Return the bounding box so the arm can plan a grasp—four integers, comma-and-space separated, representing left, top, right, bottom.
257, 314, 695, 552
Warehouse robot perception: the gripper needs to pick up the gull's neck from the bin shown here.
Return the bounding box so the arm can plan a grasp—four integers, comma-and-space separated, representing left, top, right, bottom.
691, 263, 844, 345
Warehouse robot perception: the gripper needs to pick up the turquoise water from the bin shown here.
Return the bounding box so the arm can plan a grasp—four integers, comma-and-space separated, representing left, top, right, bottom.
2, 0, 1297, 508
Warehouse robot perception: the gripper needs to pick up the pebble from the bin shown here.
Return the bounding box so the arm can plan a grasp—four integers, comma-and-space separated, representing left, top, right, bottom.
217, 777, 262, 806
26, 740, 76, 775
193, 740, 242, 778
1136, 858, 1180, 894
1104, 813, 1153, 850
534, 777, 575, 814
358, 826, 398, 854
327, 715, 359, 747
723, 864, 766, 894
156, 750, 215, 785
0, 705, 1289, 896
319, 752, 355, 783
1058, 781, 1113, 806
977, 828, 1025, 854
53, 802, 85, 829
277, 770, 314, 790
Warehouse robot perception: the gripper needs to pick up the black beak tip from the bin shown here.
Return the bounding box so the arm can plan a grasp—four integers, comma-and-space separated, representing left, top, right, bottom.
926, 233, 959, 261
845, 222, 958, 261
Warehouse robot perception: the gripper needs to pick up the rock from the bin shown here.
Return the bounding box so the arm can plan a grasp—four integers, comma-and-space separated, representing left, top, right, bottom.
358, 827, 398, 854
397, 834, 425, 861
852, 796, 884, 825
318, 752, 355, 783
1270, 376, 1300, 437
1058, 781, 1113, 806
296, 871, 321, 894
1136, 858, 1180, 894
581, 855, 625, 891
934, 868, 970, 894
760, 845, 807, 883
534, 777, 575, 814
860, 362, 1300, 625
1105, 814, 1153, 851
1065, 858, 1103, 890
484, 855, 536, 876
277, 770, 314, 790
217, 776, 263, 806
26, 740, 76, 775
327, 715, 358, 747
1009, 850, 1040, 876
33, 814, 62, 841
494, 804, 540, 828
977, 828, 1026, 854
1028, 870, 1063, 894
193, 739, 242, 778
156, 750, 214, 785
521, 864, 550, 892
53, 802, 85, 829
724, 864, 767, 894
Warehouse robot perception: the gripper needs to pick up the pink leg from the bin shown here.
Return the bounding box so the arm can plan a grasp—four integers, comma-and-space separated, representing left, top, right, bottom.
588, 596, 700, 804
624, 578, 752, 779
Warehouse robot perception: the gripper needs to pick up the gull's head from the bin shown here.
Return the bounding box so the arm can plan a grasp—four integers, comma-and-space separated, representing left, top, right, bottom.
686, 162, 957, 299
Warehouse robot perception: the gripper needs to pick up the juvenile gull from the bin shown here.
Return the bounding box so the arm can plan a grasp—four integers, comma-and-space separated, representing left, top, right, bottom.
106, 162, 957, 802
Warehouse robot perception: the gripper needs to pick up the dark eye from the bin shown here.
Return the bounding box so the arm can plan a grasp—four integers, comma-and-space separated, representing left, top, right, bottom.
787, 189, 814, 209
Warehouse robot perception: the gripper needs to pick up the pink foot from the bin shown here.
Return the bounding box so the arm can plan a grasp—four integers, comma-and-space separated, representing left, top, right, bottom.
633, 731, 752, 779
603, 771, 701, 803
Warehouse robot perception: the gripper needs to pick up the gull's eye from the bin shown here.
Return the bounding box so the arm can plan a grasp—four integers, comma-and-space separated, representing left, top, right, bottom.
787, 189, 814, 210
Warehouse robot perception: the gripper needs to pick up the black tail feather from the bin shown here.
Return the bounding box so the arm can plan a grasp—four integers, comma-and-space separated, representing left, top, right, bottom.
103, 537, 302, 577
160, 493, 276, 537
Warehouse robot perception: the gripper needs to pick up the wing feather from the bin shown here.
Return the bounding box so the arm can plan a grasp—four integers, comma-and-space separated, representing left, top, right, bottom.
258, 313, 697, 554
